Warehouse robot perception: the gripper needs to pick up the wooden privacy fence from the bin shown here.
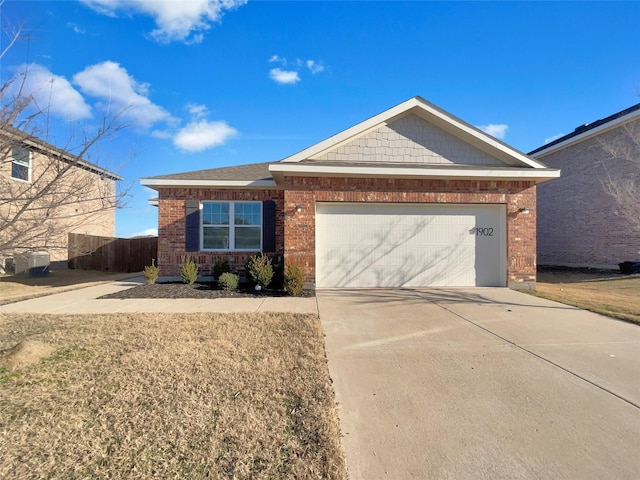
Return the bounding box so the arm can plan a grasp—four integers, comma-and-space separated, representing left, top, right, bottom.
68, 233, 157, 273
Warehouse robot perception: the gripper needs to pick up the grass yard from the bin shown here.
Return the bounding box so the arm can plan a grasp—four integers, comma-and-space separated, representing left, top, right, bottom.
532, 269, 640, 325
0, 270, 139, 305
0, 312, 346, 479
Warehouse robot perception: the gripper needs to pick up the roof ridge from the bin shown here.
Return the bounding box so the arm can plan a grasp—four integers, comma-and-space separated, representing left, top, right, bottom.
529, 102, 640, 155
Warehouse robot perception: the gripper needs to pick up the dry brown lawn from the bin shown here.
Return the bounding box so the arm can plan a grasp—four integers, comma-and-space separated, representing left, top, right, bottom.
0, 312, 346, 479
0, 270, 139, 305
532, 269, 640, 324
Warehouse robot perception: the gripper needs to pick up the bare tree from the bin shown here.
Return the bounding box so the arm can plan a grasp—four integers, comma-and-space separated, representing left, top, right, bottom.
0, 16, 128, 267
599, 118, 640, 234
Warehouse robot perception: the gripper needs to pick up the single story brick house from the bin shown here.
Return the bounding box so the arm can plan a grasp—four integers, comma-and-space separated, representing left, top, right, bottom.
531, 103, 640, 269
141, 97, 559, 289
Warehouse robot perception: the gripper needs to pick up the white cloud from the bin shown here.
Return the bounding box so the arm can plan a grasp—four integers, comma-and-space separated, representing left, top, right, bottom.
477, 123, 509, 140
67, 22, 86, 34
186, 102, 208, 119
269, 68, 300, 85
306, 60, 324, 74
130, 227, 158, 237
11, 64, 92, 121
80, 0, 247, 44
73, 61, 170, 127
267, 55, 326, 84
173, 119, 237, 152
544, 132, 565, 144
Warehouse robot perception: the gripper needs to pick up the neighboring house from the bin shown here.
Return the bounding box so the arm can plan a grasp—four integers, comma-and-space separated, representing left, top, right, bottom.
141, 97, 559, 289
530, 103, 640, 269
0, 125, 121, 271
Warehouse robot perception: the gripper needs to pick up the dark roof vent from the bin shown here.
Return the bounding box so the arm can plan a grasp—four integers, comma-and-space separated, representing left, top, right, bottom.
528, 102, 640, 155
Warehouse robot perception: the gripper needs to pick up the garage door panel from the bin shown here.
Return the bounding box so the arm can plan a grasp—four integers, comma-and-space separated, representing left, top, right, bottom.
316, 203, 505, 288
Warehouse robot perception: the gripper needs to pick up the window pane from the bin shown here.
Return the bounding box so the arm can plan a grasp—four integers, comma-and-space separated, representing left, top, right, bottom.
203, 226, 229, 249
235, 202, 261, 226
12, 147, 30, 166
203, 202, 229, 225
11, 163, 29, 181
235, 227, 261, 249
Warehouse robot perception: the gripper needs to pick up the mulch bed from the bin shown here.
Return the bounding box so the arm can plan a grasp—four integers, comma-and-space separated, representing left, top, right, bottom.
99, 282, 315, 300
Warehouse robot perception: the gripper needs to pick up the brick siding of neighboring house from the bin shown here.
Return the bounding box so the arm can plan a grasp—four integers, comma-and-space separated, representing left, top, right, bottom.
536, 120, 640, 269
156, 178, 537, 288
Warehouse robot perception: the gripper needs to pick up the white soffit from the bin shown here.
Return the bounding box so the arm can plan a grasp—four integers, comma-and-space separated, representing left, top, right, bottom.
140, 178, 278, 189
269, 163, 560, 182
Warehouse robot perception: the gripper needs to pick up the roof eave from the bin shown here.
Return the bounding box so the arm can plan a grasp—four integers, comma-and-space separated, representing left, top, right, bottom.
530, 108, 640, 158
0, 127, 123, 181
269, 164, 560, 184
140, 178, 278, 189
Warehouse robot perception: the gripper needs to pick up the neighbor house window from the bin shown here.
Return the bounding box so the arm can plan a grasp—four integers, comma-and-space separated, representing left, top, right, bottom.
202, 201, 262, 251
11, 146, 31, 181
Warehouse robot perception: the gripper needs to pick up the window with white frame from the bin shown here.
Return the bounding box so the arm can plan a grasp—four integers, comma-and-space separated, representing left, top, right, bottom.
201, 201, 262, 251
11, 146, 31, 181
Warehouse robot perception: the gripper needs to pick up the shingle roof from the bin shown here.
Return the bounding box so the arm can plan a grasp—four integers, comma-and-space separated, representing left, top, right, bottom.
529, 103, 640, 155
0, 124, 123, 181
145, 161, 275, 182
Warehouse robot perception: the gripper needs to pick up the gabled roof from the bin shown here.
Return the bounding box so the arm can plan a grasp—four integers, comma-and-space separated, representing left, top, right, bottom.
269, 96, 558, 184
529, 103, 640, 157
141, 96, 560, 189
0, 124, 123, 181
278, 96, 548, 168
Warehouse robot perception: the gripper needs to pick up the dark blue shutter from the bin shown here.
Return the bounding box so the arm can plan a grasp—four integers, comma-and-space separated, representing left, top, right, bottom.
262, 200, 276, 252
185, 200, 200, 252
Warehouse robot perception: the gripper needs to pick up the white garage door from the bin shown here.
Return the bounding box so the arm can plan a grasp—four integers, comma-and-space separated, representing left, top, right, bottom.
315, 203, 506, 288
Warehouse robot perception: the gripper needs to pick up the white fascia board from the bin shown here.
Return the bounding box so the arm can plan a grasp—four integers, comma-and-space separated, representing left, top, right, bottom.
269, 163, 560, 182
280, 96, 547, 169
531, 108, 640, 158
140, 178, 278, 189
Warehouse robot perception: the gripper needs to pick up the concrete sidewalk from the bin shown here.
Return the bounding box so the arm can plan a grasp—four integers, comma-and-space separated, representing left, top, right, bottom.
0, 277, 318, 314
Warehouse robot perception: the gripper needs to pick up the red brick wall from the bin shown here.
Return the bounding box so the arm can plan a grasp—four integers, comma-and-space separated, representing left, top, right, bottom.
536, 121, 640, 268
155, 179, 537, 288
283, 177, 537, 288
156, 188, 284, 276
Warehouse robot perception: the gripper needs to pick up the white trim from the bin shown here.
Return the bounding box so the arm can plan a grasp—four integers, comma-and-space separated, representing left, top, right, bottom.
269, 163, 560, 182
281, 96, 548, 169
531, 108, 640, 158
11, 146, 32, 183
140, 178, 277, 188
200, 200, 263, 252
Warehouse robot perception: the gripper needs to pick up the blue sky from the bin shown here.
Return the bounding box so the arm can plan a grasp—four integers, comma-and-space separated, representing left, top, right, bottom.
2, 0, 639, 238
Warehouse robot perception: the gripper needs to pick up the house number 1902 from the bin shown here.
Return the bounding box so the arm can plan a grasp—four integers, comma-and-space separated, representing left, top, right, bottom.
473, 227, 494, 236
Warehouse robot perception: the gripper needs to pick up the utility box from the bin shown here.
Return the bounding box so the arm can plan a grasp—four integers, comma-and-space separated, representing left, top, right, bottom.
14, 252, 50, 277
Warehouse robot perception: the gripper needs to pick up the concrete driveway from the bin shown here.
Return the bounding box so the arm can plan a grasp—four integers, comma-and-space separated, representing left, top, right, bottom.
317, 288, 640, 479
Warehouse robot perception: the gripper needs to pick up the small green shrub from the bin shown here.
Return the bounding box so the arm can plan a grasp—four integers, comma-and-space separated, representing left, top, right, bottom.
246, 253, 274, 289
218, 272, 239, 291
284, 263, 305, 296
211, 259, 231, 280
180, 257, 198, 284
143, 259, 159, 284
